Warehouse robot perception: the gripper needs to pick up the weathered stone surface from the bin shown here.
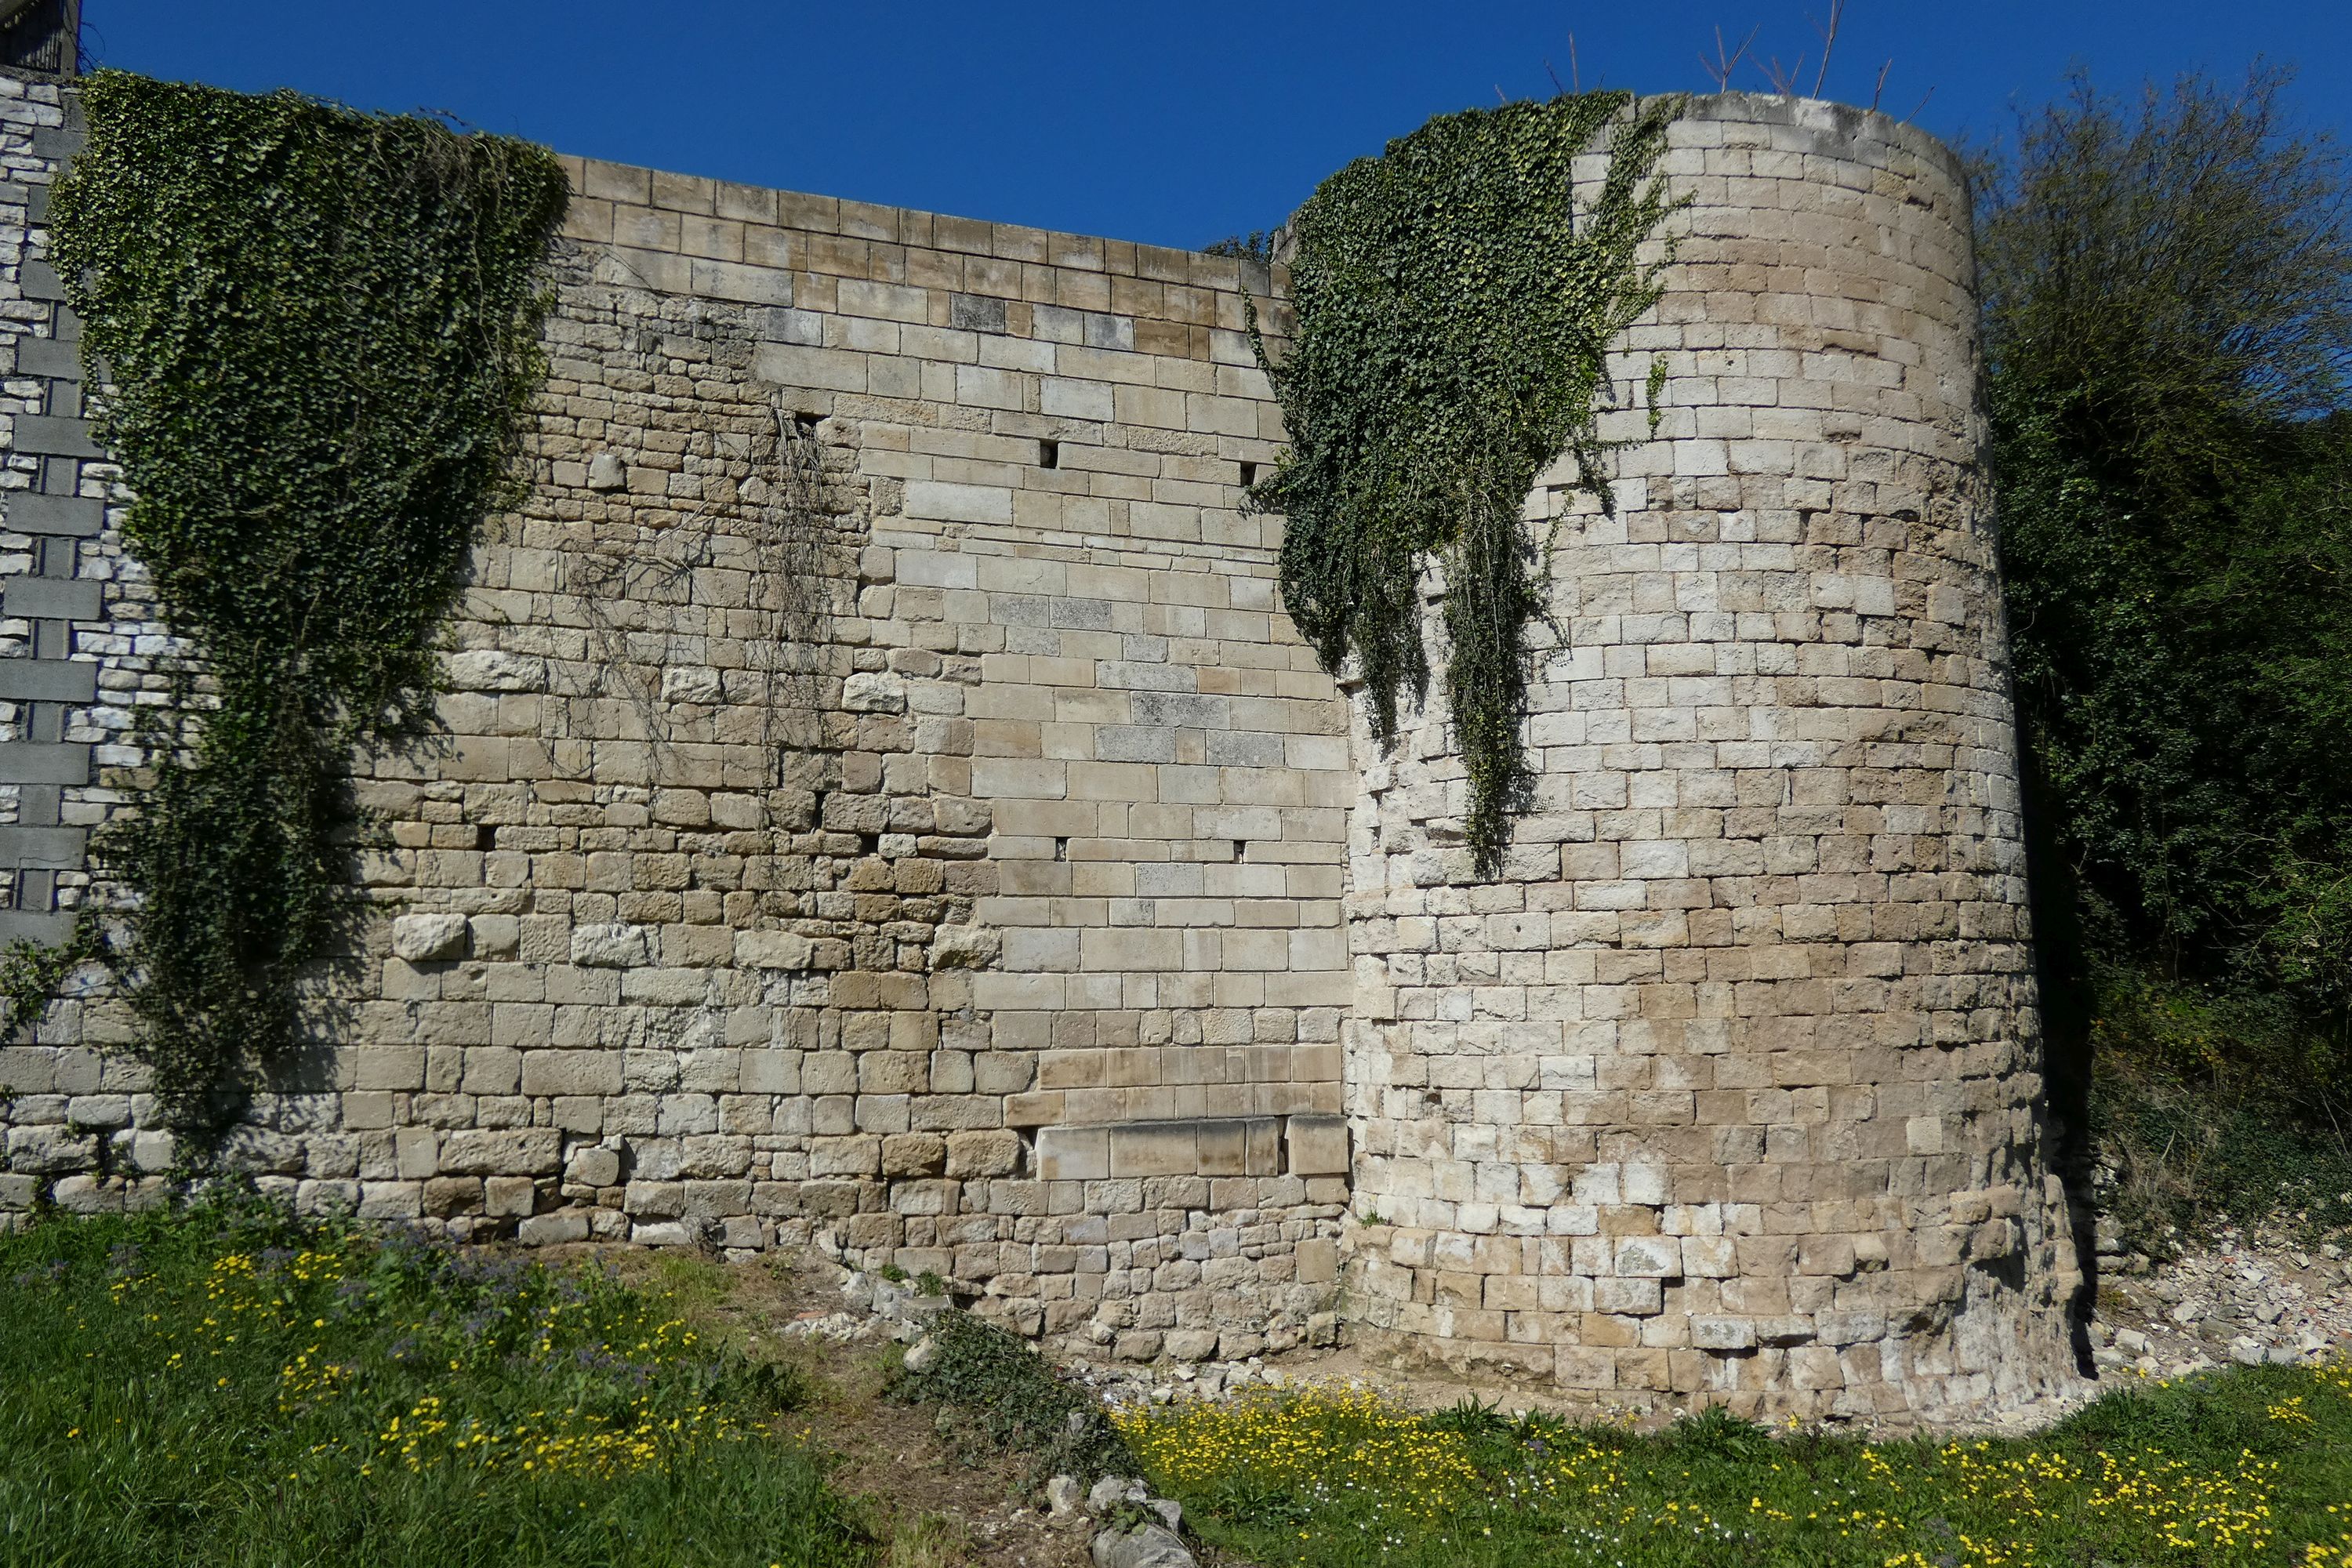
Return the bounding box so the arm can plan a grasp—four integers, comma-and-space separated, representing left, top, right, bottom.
438, 1130, 562, 1176
735, 930, 812, 970
1091, 1524, 1193, 1568
928, 925, 1000, 971
840, 671, 904, 713
1338, 93, 2081, 1424
390, 913, 470, 963
444, 649, 546, 692
517, 1210, 591, 1245
570, 925, 652, 968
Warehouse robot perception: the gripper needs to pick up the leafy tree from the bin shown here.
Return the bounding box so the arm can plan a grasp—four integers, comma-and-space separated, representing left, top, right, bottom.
1976, 67, 2352, 1125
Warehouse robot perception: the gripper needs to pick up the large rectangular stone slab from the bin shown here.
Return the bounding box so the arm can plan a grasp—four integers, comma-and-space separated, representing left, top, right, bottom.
0, 658, 93, 702
9, 334, 79, 379
2, 492, 104, 536
10, 414, 100, 459
0, 741, 88, 786
3, 576, 100, 621
0, 825, 85, 869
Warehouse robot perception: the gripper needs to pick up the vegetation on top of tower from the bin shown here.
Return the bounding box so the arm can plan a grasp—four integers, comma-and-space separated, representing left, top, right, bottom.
1250, 91, 1682, 879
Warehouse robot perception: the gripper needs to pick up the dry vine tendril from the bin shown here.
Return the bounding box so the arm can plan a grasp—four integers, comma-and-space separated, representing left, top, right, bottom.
41, 73, 567, 1136
1253, 91, 1682, 877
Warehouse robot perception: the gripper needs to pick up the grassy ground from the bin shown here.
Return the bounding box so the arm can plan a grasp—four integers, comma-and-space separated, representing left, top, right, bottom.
1119, 1374, 2352, 1567
17, 1196, 2352, 1568
0, 1196, 865, 1568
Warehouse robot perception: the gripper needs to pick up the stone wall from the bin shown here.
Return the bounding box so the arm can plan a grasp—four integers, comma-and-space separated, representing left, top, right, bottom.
0, 87, 1354, 1359
1340, 96, 2080, 1421
0, 82, 2082, 1414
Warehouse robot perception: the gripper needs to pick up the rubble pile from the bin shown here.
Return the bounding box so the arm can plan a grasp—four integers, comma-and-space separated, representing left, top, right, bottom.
2092, 1220, 2352, 1377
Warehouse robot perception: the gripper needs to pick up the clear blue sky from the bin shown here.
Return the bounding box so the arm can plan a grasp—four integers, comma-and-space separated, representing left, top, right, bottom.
79, 2, 2352, 252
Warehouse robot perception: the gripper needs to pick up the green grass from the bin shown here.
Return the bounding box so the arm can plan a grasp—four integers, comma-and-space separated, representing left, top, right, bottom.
1120, 1370, 2352, 1566
0, 1196, 865, 1567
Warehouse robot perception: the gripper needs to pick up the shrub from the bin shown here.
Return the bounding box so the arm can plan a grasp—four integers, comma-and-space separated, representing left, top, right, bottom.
888, 1308, 1131, 1483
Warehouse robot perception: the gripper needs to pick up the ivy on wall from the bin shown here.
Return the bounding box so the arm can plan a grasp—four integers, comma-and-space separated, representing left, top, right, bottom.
1254, 92, 1681, 877
43, 72, 566, 1131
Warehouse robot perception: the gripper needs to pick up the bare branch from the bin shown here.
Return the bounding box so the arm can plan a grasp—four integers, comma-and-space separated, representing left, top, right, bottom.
1871, 59, 1893, 114
1700, 24, 1759, 92
1810, 0, 1846, 97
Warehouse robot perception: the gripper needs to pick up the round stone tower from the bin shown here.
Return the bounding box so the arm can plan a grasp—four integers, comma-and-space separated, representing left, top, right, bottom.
1338, 93, 2083, 1424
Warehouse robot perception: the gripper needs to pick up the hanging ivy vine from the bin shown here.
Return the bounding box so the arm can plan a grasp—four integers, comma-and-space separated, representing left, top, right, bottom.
1254, 91, 1682, 877
43, 72, 567, 1132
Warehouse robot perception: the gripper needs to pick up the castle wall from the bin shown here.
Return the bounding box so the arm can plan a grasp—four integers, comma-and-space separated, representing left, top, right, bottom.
1340, 96, 2080, 1421
0, 81, 2082, 1414
0, 89, 1352, 1359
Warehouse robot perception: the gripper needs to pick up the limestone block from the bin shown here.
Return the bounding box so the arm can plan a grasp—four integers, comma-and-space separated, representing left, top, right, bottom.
1682, 1236, 1738, 1278
1690, 1315, 1757, 1351
394, 1127, 438, 1180
437, 1128, 563, 1176
1284, 1113, 1348, 1177
49, 1174, 118, 1214
445, 650, 546, 693
391, 913, 470, 963
572, 924, 652, 967
424, 1176, 484, 1217
518, 1210, 592, 1245
1036, 1125, 1109, 1181
625, 1180, 684, 1217
470, 915, 521, 959
566, 1145, 622, 1188
1091, 1523, 1193, 1568
930, 925, 1001, 971
945, 1128, 1022, 1178
1109, 1122, 1196, 1179
358, 1181, 423, 1220
881, 1133, 946, 1177
843, 670, 906, 713
661, 665, 723, 703
735, 930, 813, 970
1613, 1236, 1681, 1279
520, 1051, 624, 1097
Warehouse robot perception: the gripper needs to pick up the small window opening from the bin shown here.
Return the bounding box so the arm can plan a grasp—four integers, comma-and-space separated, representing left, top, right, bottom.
1232, 839, 1248, 862
1239, 460, 1258, 488
858, 830, 880, 857
475, 824, 496, 853
1040, 438, 1059, 469
792, 411, 821, 437
1053, 836, 1069, 862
